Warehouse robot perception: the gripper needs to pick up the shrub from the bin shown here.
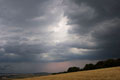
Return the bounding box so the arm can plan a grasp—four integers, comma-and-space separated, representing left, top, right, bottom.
67, 67, 80, 72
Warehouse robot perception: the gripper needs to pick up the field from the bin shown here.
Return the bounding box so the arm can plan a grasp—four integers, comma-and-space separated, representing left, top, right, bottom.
13, 67, 120, 80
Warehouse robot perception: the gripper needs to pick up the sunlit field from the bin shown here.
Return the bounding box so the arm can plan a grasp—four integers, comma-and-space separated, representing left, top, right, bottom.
13, 67, 120, 80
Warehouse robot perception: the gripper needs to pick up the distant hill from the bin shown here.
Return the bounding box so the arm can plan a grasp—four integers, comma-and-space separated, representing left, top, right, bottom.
13, 67, 120, 80
33, 72, 50, 76
0, 72, 50, 79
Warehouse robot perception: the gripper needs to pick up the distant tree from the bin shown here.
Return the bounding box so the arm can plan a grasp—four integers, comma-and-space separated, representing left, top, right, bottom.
67, 67, 80, 72
116, 58, 120, 66
83, 63, 95, 70
104, 59, 115, 67
94, 59, 120, 69
95, 61, 105, 69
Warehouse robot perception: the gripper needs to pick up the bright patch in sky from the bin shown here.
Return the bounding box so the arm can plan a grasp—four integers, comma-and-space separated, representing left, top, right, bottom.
52, 15, 70, 43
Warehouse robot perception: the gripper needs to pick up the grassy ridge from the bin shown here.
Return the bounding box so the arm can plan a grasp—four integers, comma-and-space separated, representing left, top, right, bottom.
13, 67, 120, 80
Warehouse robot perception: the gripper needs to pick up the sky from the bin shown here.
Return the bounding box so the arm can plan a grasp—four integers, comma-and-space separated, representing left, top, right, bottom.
0, 0, 120, 73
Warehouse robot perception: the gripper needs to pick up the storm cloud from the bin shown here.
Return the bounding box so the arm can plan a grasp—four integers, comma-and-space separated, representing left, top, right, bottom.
0, 0, 120, 73
62, 0, 120, 59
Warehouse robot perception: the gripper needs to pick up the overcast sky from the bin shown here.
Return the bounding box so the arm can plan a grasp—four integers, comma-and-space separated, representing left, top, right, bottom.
0, 0, 120, 73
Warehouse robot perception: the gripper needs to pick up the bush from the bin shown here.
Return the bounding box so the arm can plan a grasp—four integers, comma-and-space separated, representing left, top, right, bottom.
84, 63, 95, 70
67, 67, 80, 72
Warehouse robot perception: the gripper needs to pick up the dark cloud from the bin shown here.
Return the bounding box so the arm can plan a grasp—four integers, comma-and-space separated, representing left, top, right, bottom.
63, 0, 120, 34
0, 0, 47, 27
73, 0, 120, 20
91, 19, 120, 59
62, 0, 120, 60
0, 0, 62, 63
0, 40, 53, 62
0, 0, 62, 30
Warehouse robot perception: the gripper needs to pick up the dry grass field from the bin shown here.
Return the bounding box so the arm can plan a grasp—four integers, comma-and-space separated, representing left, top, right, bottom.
13, 67, 120, 80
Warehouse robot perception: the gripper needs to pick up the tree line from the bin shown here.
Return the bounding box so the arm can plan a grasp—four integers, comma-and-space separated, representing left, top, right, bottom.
52, 58, 120, 75
67, 58, 120, 72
